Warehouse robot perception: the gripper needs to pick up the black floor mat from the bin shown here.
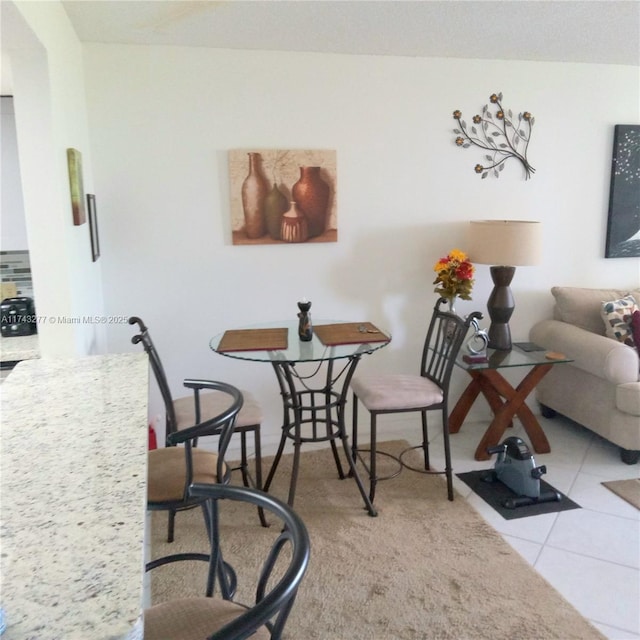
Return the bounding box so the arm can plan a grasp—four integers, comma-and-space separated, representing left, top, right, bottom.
457, 470, 581, 520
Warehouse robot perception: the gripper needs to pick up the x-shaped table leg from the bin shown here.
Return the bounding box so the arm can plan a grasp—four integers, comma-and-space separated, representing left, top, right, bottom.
450, 364, 553, 461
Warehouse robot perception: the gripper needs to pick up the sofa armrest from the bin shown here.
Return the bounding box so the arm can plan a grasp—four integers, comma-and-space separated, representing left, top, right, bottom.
530, 319, 639, 385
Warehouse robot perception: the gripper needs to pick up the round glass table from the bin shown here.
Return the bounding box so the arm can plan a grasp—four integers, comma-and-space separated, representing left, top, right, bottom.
210, 320, 391, 517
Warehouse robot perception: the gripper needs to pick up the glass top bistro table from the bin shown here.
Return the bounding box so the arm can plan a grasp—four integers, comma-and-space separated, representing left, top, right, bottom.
210, 320, 391, 517
449, 346, 573, 461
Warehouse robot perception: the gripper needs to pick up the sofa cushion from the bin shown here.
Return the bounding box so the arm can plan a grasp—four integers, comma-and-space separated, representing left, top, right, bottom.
601, 295, 638, 347
552, 287, 640, 335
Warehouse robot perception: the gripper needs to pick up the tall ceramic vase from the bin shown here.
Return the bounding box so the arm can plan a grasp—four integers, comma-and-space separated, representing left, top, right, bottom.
241, 152, 269, 239
264, 183, 289, 241
291, 166, 330, 239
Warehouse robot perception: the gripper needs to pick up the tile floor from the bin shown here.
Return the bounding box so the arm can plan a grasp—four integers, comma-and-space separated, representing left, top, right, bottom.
393, 414, 640, 640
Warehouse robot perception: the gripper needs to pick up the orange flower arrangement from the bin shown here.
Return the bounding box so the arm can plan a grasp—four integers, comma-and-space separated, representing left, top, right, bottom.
433, 249, 475, 301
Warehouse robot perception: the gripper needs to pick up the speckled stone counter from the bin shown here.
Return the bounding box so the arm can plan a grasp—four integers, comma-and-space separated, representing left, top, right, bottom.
0, 334, 40, 363
0, 353, 148, 639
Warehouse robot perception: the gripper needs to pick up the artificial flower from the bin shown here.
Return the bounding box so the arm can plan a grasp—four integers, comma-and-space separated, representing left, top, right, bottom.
433, 249, 475, 301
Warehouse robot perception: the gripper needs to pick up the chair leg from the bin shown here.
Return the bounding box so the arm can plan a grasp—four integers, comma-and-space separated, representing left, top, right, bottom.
421, 411, 430, 471
348, 392, 359, 478
239, 431, 250, 487
442, 410, 454, 501
167, 508, 176, 543
201, 501, 237, 599
253, 427, 269, 528
369, 413, 377, 503
201, 501, 216, 597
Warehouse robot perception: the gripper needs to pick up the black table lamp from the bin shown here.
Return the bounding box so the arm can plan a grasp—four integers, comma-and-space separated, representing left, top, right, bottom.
467, 220, 542, 350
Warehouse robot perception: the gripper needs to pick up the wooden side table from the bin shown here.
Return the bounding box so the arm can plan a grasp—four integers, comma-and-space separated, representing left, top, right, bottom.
449, 348, 572, 461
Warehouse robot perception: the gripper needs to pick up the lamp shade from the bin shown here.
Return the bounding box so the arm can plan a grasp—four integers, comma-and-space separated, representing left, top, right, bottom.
467, 220, 542, 266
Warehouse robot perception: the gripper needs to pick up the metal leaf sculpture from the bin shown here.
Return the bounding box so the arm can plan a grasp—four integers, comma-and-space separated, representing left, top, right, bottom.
453, 92, 535, 180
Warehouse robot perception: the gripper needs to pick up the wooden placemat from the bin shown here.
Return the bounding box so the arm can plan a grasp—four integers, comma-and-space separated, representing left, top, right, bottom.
217, 328, 288, 352
313, 322, 389, 346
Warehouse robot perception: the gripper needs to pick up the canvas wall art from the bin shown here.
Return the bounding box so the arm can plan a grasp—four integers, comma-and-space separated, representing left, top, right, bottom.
605, 125, 640, 258
228, 149, 337, 245
67, 148, 86, 225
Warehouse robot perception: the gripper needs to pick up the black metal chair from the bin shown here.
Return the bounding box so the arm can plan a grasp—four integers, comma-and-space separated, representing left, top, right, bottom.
350, 298, 483, 502
144, 483, 310, 640
130, 316, 268, 533
144, 379, 242, 574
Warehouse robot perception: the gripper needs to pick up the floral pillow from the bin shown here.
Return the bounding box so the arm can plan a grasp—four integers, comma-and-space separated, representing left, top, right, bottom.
600, 295, 638, 347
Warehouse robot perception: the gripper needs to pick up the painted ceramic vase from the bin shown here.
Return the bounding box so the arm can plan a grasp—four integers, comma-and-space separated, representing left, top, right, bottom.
280, 201, 309, 243
264, 183, 289, 241
291, 166, 330, 238
241, 152, 269, 239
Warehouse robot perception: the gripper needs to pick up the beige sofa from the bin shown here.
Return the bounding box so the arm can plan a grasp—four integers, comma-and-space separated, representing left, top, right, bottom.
530, 287, 640, 464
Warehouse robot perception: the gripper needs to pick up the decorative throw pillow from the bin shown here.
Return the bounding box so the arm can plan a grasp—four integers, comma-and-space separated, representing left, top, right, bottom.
600, 295, 638, 347
630, 309, 640, 355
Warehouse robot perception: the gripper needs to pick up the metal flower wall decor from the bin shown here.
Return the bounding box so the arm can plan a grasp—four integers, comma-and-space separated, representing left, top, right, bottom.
453, 92, 535, 180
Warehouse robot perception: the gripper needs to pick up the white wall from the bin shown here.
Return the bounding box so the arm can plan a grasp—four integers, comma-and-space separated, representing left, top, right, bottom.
2, 0, 106, 356
81, 44, 639, 449
1, 97, 29, 251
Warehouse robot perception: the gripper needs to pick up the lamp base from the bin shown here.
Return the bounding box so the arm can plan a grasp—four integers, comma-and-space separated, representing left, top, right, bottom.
488, 323, 512, 351
487, 266, 515, 351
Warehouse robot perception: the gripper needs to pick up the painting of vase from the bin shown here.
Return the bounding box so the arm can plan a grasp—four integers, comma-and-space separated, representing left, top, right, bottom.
228, 149, 337, 245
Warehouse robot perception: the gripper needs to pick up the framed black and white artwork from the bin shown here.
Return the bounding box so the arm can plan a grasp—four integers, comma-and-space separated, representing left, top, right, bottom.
605, 124, 640, 258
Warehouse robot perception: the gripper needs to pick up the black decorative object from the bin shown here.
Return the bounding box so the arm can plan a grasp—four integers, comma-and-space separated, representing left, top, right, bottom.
605, 125, 640, 258
453, 92, 535, 180
297, 299, 313, 341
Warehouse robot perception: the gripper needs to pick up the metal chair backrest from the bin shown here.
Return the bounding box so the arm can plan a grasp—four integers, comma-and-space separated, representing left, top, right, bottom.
188, 483, 311, 640
420, 298, 483, 394
168, 380, 243, 487
129, 316, 179, 437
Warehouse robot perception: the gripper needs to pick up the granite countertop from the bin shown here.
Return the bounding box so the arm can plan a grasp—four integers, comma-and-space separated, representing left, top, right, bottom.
0, 353, 148, 639
0, 334, 40, 363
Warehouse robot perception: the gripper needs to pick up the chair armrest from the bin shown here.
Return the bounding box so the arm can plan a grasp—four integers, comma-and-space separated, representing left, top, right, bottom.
167, 380, 244, 446
530, 319, 639, 385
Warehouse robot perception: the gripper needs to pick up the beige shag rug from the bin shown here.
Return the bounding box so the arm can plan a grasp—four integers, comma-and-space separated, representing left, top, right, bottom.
150, 440, 604, 640
602, 478, 640, 510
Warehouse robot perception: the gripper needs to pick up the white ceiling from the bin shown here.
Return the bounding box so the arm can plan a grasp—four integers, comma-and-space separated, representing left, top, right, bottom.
59, 0, 640, 66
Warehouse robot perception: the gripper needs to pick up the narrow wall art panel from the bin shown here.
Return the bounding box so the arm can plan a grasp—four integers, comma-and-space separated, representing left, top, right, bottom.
87, 194, 100, 262
67, 148, 86, 225
605, 125, 640, 258
228, 149, 337, 245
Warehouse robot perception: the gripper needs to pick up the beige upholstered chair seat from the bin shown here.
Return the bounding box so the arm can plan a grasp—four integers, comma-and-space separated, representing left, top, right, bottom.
147, 448, 225, 503
350, 374, 443, 411
173, 389, 263, 430
144, 597, 270, 640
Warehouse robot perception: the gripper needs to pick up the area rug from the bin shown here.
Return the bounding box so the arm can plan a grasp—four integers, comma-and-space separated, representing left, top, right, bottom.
602, 478, 640, 510
457, 470, 581, 520
149, 440, 604, 640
